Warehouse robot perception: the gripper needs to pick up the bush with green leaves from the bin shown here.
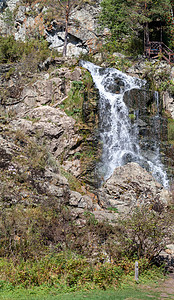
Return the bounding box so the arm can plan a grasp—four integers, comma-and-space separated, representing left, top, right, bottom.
62, 80, 84, 119
117, 205, 173, 261
99, 0, 173, 54
0, 36, 24, 63
168, 118, 174, 143
0, 36, 51, 64
0, 201, 173, 289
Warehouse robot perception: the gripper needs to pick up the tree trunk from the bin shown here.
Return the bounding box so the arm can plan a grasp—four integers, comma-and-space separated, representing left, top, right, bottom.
144, 22, 149, 46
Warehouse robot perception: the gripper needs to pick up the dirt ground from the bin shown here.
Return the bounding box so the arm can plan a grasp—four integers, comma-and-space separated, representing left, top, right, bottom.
157, 274, 174, 299
146, 273, 174, 299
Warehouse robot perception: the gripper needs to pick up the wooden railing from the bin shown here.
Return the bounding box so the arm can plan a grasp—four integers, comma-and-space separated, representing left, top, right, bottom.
145, 41, 174, 63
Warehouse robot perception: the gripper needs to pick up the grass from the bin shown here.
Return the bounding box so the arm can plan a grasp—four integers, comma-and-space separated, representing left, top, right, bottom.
0, 278, 166, 300
107, 207, 119, 213
60, 81, 84, 121
129, 113, 136, 121
60, 167, 85, 193
0, 259, 169, 300
168, 118, 174, 143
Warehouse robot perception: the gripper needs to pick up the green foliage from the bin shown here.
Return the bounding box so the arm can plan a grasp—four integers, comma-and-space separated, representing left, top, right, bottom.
0, 255, 120, 290
168, 81, 174, 96
99, 0, 127, 40
22, 38, 50, 62
142, 59, 172, 91
0, 36, 24, 63
4, 67, 15, 80
0, 36, 51, 64
15, 136, 49, 171
0, 278, 168, 299
99, 0, 173, 53
2, 8, 14, 31
117, 205, 173, 260
60, 167, 84, 193
0, 202, 122, 290
61, 80, 84, 120
168, 118, 174, 142
107, 207, 119, 213
0, 201, 172, 292
129, 113, 136, 121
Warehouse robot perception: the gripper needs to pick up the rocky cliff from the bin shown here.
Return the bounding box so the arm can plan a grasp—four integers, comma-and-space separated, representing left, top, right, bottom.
0, 54, 173, 222
0, 0, 174, 276
0, 0, 104, 56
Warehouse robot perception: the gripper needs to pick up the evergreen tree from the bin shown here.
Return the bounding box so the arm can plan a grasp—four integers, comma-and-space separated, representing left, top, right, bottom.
99, 0, 173, 50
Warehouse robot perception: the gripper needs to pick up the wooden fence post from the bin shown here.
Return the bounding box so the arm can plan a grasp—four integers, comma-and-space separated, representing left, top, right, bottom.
135, 261, 139, 282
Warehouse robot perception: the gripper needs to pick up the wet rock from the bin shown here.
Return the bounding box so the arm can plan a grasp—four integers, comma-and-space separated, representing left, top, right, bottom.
124, 88, 150, 114
103, 77, 125, 94
98, 162, 171, 214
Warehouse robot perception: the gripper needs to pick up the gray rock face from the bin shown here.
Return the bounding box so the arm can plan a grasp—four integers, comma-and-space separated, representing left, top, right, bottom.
127, 59, 174, 120
69, 191, 93, 209
11, 105, 80, 158
127, 60, 171, 77
0, 136, 17, 168
45, 2, 102, 56
163, 91, 174, 119
7, 66, 82, 116
98, 162, 170, 213
0, 129, 93, 210
0, 1, 103, 56
36, 167, 70, 204
4, 0, 18, 11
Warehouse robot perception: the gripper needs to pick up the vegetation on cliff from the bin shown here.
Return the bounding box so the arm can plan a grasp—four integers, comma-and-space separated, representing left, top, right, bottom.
99, 0, 174, 53
0, 201, 173, 291
0, 0, 174, 297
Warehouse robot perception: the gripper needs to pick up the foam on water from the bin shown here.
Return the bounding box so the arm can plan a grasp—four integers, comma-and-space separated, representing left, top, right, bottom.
80, 61, 169, 188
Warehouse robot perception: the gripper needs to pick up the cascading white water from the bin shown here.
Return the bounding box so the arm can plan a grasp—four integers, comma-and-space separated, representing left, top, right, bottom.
80, 61, 169, 188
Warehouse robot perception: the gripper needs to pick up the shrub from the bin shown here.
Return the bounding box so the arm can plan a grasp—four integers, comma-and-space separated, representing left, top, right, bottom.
117, 205, 173, 261
61, 80, 84, 120
0, 36, 51, 65
168, 118, 174, 142
0, 36, 24, 63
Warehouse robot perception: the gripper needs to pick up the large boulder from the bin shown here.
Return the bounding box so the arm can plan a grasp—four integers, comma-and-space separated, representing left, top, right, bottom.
98, 162, 171, 213
0, 129, 92, 209
11, 106, 80, 158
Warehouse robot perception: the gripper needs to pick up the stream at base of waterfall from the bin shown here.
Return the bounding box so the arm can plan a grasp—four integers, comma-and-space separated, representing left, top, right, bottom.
80, 61, 169, 189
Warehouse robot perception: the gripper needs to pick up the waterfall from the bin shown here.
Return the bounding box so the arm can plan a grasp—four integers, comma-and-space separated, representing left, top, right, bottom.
154, 90, 159, 115
80, 61, 169, 188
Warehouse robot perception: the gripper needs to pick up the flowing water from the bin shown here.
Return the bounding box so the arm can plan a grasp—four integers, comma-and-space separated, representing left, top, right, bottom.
80, 61, 169, 188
